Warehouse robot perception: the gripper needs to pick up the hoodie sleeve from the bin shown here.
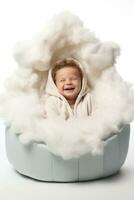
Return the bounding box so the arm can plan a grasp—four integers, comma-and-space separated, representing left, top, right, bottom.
44, 96, 60, 118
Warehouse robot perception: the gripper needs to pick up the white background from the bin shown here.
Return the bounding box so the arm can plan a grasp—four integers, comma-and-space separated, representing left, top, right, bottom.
0, 0, 134, 199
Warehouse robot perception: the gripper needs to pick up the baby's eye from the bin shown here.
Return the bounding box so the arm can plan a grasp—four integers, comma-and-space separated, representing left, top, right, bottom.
71, 77, 78, 80
60, 79, 65, 82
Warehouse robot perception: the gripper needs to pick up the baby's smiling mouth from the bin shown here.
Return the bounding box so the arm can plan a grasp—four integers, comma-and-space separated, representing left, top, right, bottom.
64, 87, 75, 91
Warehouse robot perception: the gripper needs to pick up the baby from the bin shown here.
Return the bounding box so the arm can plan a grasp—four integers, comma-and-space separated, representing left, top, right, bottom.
44, 58, 92, 119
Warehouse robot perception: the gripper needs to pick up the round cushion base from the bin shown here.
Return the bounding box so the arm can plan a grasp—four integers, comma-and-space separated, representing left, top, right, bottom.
5, 125, 130, 182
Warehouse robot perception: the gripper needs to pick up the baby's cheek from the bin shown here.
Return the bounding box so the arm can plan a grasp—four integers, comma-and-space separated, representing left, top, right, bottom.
56, 83, 62, 92
76, 81, 81, 89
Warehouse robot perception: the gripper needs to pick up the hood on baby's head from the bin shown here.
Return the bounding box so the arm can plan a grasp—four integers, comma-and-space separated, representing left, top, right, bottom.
45, 57, 90, 97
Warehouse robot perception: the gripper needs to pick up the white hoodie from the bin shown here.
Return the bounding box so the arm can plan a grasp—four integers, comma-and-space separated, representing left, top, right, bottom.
44, 58, 92, 120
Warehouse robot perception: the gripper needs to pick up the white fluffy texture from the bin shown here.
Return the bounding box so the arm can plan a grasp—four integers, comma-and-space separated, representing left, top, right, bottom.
0, 11, 134, 160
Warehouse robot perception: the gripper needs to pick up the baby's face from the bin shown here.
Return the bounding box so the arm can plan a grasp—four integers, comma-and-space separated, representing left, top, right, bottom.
55, 67, 82, 102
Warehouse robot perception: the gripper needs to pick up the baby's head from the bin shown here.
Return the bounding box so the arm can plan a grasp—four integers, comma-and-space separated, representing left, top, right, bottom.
52, 58, 82, 104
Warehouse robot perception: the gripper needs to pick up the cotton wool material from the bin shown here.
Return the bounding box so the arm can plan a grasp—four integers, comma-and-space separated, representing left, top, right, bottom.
0, 11, 134, 160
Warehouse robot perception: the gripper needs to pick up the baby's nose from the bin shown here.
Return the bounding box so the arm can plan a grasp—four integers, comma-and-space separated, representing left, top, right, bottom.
66, 79, 72, 84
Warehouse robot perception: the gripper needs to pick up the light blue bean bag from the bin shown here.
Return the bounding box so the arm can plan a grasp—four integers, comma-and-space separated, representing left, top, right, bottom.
5, 124, 130, 182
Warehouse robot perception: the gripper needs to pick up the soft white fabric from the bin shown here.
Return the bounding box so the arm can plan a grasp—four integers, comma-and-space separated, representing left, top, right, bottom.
0, 11, 134, 160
